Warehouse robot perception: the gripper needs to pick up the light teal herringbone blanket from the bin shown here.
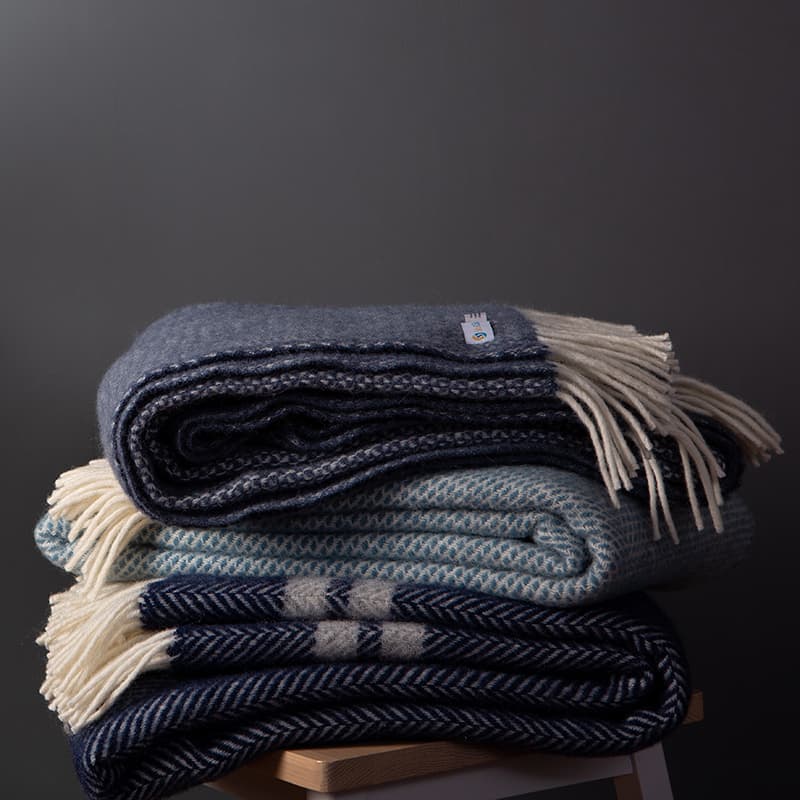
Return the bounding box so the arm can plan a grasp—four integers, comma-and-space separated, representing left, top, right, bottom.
35, 463, 752, 606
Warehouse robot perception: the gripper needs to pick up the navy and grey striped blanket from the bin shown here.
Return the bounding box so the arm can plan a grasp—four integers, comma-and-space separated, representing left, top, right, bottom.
36, 463, 753, 605
41, 576, 690, 800
96, 303, 780, 534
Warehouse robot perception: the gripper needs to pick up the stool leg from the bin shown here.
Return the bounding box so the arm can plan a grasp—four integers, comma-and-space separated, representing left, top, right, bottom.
613, 744, 674, 800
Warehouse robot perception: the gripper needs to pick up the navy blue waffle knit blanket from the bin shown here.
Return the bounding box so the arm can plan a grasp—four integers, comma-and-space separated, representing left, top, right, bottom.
51, 577, 689, 800
96, 303, 776, 530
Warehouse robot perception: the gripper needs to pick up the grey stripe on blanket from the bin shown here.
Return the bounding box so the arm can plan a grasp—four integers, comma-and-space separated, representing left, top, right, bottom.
36, 463, 753, 604
95, 303, 780, 535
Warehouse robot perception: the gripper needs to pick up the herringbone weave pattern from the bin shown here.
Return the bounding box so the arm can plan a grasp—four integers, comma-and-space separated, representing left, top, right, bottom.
70, 576, 690, 800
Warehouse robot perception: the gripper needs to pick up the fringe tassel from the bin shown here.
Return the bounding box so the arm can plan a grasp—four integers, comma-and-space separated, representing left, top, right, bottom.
37, 580, 171, 733
673, 375, 783, 465
522, 309, 782, 540
48, 460, 153, 597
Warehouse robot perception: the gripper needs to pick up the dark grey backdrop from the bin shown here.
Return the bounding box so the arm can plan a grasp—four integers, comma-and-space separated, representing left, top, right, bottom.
2, 2, 797, 798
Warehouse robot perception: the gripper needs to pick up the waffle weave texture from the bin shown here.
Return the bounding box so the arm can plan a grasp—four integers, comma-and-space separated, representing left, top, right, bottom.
97, 303, 743, 526
36, 464, 753, 606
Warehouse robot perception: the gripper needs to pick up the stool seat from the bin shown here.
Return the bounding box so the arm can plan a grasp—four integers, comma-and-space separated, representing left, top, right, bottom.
210, 691, 703, 800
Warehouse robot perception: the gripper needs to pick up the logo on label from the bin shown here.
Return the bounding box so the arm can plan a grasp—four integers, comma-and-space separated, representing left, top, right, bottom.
461, 312, 495, 345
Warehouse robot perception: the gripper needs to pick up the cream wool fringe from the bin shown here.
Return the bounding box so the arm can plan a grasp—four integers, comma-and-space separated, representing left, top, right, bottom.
46, 311, 781, 596
37, 580, 172, 732
50, 459, 153, 588
521, 309, 780, 540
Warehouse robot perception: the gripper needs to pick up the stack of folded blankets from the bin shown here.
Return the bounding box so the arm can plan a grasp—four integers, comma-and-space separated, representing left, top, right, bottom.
35, 304, 780, 800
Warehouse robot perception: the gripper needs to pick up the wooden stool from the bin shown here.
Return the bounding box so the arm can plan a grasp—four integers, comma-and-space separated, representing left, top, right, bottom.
209, 691, 703, 800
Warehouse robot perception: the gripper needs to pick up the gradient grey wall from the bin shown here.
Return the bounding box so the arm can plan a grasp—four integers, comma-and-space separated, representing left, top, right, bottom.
2, 2, 797, 798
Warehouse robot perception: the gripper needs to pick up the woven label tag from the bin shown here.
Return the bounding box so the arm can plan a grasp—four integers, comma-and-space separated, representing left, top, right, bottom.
461, 312, 495, 345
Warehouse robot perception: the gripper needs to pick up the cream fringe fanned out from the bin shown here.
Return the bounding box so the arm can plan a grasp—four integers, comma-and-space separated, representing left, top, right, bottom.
49, 459, 154, 594
37, 580, 172, 732
521, 309, 780, 541
39, 310, 781, 733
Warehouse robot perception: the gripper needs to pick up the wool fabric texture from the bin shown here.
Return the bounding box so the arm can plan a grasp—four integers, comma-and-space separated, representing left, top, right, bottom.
44, 576, 690, 800
36, 462, 753, 604
95, 303, 780, 534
